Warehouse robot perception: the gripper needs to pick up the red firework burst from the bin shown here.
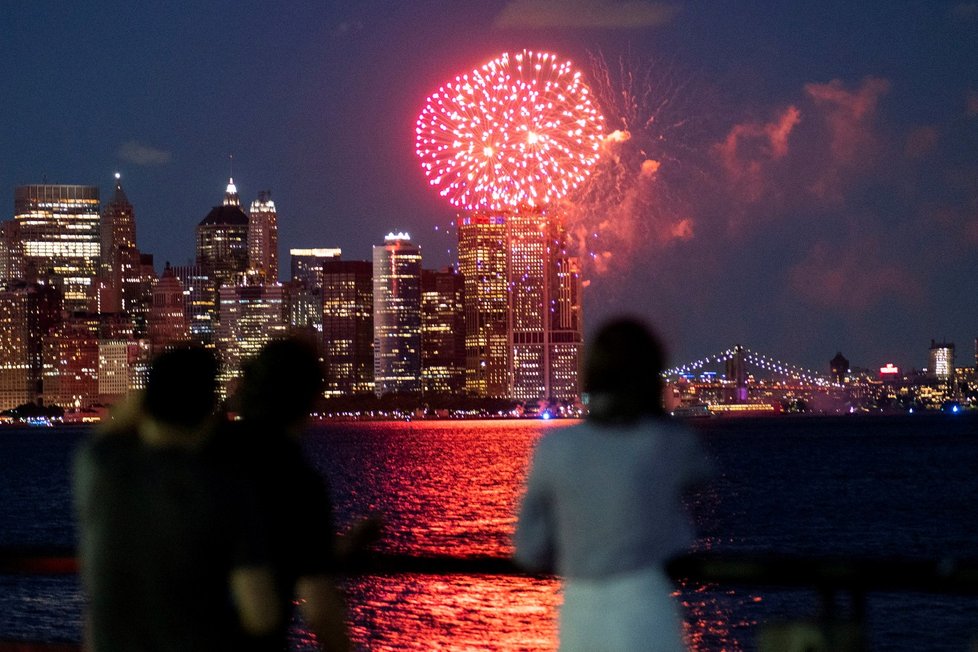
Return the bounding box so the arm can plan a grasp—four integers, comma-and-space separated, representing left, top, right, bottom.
415, 50, 605, 211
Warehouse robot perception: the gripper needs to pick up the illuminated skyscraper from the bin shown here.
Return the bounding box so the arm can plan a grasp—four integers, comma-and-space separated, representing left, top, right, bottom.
929, 340, 955, 381
372, 233, 422, 396
99, 174, 141, 316
288, 248, 341, 333
421, 267, 466, 395
216, 279, 286, 396
171, 264, 213, 346
248, 191, 278, 281
456, 210, 583, 402
147, 263, 190, 354
456, 214, 508, 397
506, 209, 583, 403
322, 260, 373, 397
13, 184, 101, 312
195, 178, 249, 341
0, 280, 61, 410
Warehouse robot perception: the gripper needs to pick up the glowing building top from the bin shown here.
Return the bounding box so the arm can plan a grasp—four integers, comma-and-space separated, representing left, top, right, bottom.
223, 177, 240, 207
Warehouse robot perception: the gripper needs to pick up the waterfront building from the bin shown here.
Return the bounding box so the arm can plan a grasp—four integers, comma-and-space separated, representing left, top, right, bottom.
147, 263, 190, 354
43, 315, 100, 409
372, 233, 422, 396
0, 280, 62, 410
12, 184, 101, 312
99, 174, 141, 317
171, 264, 213, 346
830, 352, 850, 384
456, 213, 509, 397
196, 178, 249, 335
459, 208, 583, 403
421, 267, 466, 395
248, 191, 278, 281
215, 278, 286, 396
97, 339, 150, 401
322, 260, 374, 397
548, 251, 584, 402
929, 340, 955, 381
288, 248, 341, 333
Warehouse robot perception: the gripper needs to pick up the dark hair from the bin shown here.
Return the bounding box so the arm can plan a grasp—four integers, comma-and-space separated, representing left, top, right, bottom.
144, 345, 218, 427
239, 337, 323, 425
584, 317, 666, 421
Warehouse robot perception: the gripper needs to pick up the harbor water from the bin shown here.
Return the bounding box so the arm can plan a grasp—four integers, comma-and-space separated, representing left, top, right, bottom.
2, 416, 978, 650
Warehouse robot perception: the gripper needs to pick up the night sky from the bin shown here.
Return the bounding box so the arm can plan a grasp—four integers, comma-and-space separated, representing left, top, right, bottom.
3, 1, 977, 374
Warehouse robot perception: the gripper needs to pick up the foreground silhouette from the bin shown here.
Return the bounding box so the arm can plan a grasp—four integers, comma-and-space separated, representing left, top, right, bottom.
515, 318, 714, 651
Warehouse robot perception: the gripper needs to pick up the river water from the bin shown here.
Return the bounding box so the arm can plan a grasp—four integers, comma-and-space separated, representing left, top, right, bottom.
2, 416, 978, 650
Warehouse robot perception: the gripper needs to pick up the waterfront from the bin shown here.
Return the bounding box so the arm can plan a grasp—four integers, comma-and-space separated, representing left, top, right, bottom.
3, 416, 978, 650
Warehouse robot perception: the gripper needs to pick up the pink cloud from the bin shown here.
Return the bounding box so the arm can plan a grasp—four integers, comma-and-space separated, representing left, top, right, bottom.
803, 77, 890, 166
714, 106, 802, 202
788, 239, 923, 312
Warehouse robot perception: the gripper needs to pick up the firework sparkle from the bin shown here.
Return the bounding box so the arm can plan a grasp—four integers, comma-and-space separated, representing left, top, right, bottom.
415, 50, 605, 211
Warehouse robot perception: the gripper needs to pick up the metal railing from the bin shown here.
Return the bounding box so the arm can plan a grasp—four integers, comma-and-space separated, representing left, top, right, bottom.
5, 547, 978, 650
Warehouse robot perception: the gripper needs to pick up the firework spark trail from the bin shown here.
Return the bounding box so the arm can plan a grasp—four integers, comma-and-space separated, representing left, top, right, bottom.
415, 50, 605, 211
564, 51, 707, 276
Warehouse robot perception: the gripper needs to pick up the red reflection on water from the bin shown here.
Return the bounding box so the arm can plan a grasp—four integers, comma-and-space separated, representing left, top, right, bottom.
300, 420, 748, 651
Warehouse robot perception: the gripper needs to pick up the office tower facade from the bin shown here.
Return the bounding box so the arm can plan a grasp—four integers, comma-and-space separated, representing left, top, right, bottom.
216, 280, 286, 396
547, 251, 584, 401
929, 340, 955, 381
372, 234, 422, 396
196, 179, 249, 335
0, 281, 62, 410
421, 267, 466, 395
288, 248, 341, 333
43, 314, 101, 409
456, 213, 509, 397
322, 260, 373, 397
0, 221, 22, 285
97, 339, 150, 400
99, 175, 141, 316
248, 191, 278, 281
13, 184, 101, 312
170, 264, 213, 346
147, 263, 190, 354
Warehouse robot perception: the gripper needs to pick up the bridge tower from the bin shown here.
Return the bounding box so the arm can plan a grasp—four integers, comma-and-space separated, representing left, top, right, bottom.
725, 345, 748, 403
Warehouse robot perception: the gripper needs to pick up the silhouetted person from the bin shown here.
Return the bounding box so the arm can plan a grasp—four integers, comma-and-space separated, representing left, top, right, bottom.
218, 337, 351, 652
74, 345, 279, 652
514, 318, 714, 651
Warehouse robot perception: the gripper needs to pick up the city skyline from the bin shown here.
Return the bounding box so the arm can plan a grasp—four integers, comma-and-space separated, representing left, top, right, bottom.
3, 1, 977, 372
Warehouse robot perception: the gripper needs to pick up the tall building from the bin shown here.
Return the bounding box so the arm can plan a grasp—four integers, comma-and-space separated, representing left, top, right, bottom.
456, 213, 509, 397
421, 267, 466, 395
97, 339, 150, 401
322, 260, 373, 397
0, 280, 62, 410
147, 263, 190, 354
215, 279, 286, 396
456, 209, 583, 402
171, 264, 213, 346
12, 184, 101, 312
0, 221, 22, 286
99, 174, 141, 316
547, 250, 584, 402
248, 191, 278, 281
42, 314, 100, 409
372, 233, 422, 396
929, 340, 955, 381
288, 248, 341, 333
196, 178, 249, 334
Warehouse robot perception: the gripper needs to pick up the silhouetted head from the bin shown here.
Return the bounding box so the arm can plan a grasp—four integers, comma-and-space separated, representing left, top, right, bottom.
144, 345, 218, 428
584, 317, 666, 422
239, 337, 323, 427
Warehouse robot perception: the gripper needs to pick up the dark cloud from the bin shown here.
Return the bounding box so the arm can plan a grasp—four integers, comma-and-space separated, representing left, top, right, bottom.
494, 0, 679, 29
117, 141, 172, 166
